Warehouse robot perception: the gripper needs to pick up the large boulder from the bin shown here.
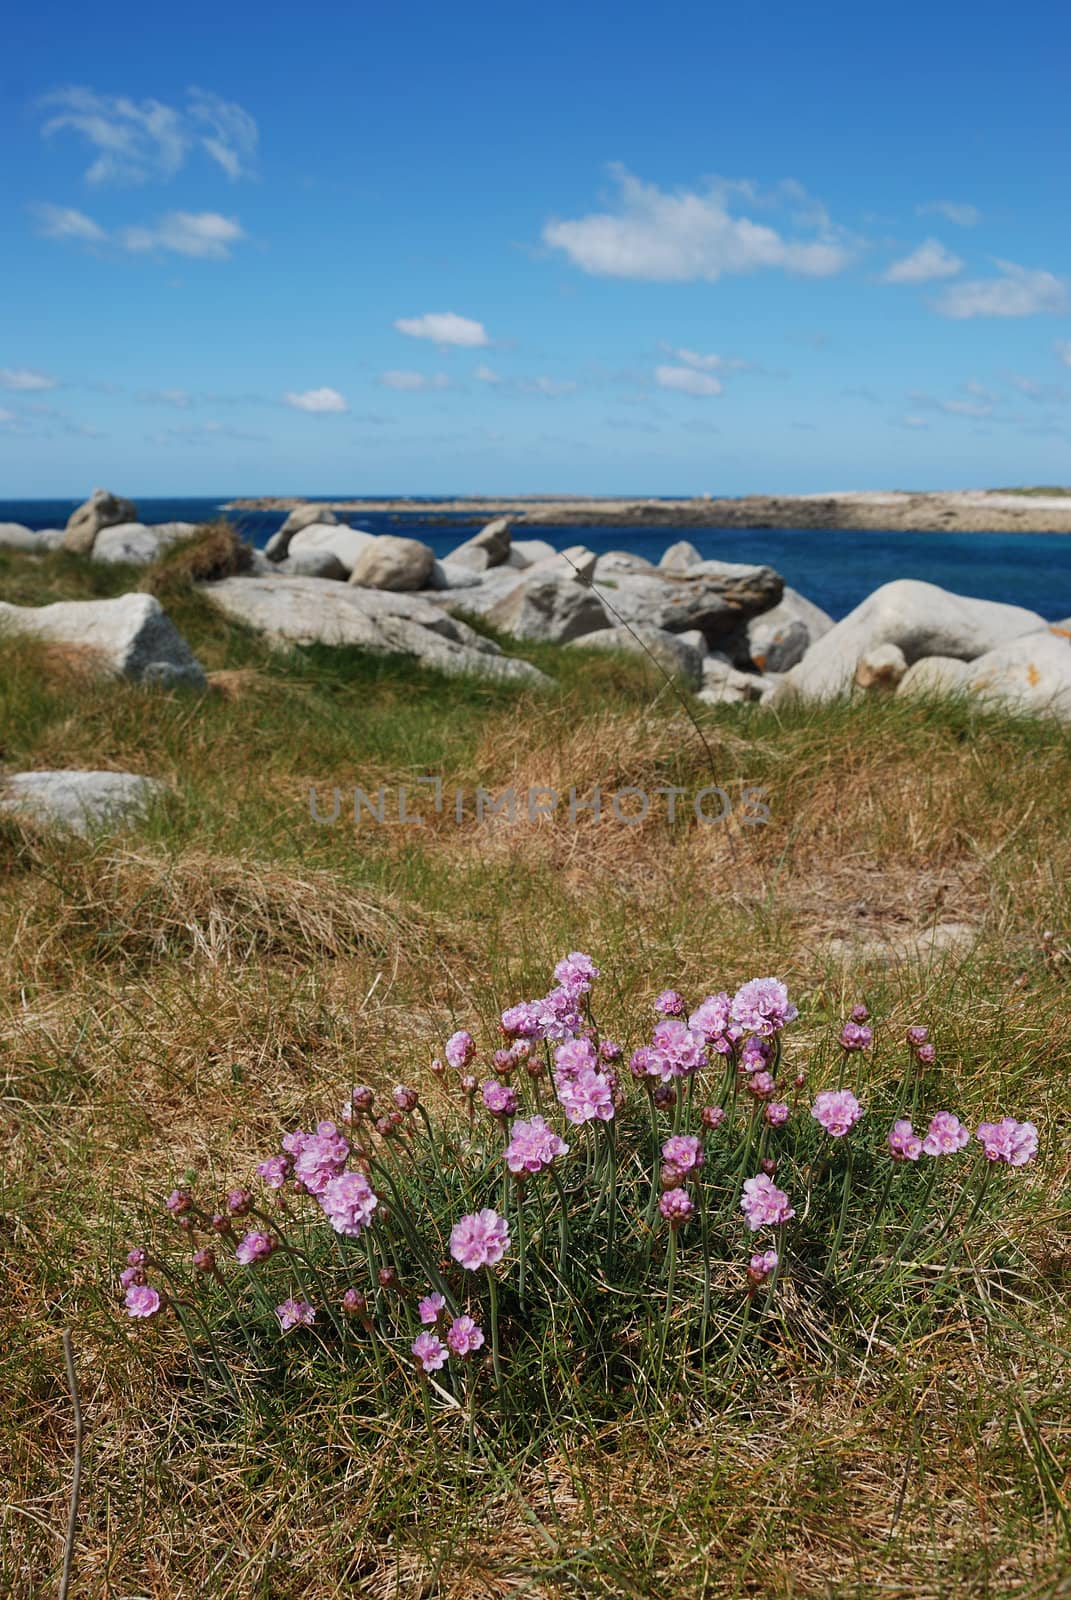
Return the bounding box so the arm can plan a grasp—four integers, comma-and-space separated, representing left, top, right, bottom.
897, 656, 971, 698
855, 642, 908, 691
264, 503, 338, 561
0, 770, 167, 835
962, 631, 1071, 721
698, 657, 765, 705
527, 545, 598, 582
200, 576, 551, 688
595, 564, 784, 645
0, 593, 206, 686
279, 548, 349, 581
288, 523, 376, 576
92, 521, 199, 565
781, 580, 1047, 702
593, 550, 657, 579
63, 489, 138, 555
659, 539, 703, 571
485, 570, 609, 644
508, 538, 557, 569
565, 625, 703, 688
426, 559, 484, 591
0, 522, 44, 552
748, 587, 834, 671
350, 534, 435, 592
445, 517, 513, 573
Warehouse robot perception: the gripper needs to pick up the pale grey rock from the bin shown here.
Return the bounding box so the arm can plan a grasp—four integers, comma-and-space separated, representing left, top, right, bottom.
593, 550, 657, 580
92, 521, 198, 565
1050, 617, 1071, 636
749, 586, 834, 670
659, 539, 703, 571
0, 592, 206, 686
432, 568, 527, 621
280, 549, 349, 580
0, 522, 39, 551
565, 625, 703, 688
63, 488, 139, 555
962, 631, 1071, 721
288, 523, 375, 576
485, 570, 608, 644
698, 656, 765, 704
509, 538, 557, 568
855, 642, 908, 690
677, 628, 708, 658
596, 565, 783, 644
426, 559, 484, 591
897, 656, 970, 698
200, 576, 551, 687
527, 544, 598, 582
265, 503, 338, 561
446, 516, 512, 572
782, 581, 1047, 703
0, 770, 167, 835
350, 534, 435, 592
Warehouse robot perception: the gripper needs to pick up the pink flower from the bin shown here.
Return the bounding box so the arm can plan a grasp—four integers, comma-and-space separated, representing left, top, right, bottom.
647, 1018, 708, 1081
119, 1264, 144, 1289
554, 1038, 598, 1081
747, 1248, 779, 1286
888, 1119, 923, 1161
449, 1208, 510, 1270
555, 1066, 615, 1124
275, 1298, 315, 1332
916, 1042, 936, 1065
192, 1248, 216, 1272
976, 1117, 1039, 1166
850, 1004, 869, 1023
412, 1332, 448, 1372
318, 1171, 378, 1237
392, 1085, 419, 1112
655, 989, 685, 1015
765, 1101, 790, 1127
661, 1134, 704, 1174
166, 1188, 192, 1216
536, 988, 583, 1043
811, 1089, 864, 1138
500, 1002, 543, 1039
730, 977, 798, 1038
659, 1187, 695, 1227
447, 1314, 485, 1357
922, 1111, 970, 1156
125, 1283, 162, 1319
341, 1287, 367, 1317
418, 1291, 446, 1325
740, 1174, 795, 1231
840, 1022, 872, 1051
482, 1079, 519, 1116
747, 1070, 777, 1100
235, 1231, 276, 1264
126, 1248, 146, 1267
445, 1030, 476, 1070
906, 1025, 929, 1049
286, 1122, 350, 1195
503, 1115, 570, 1175
688, 992, 741, 1054
256, 1155, 290, 1191
554, 951, 600, 995
600, 1038, 622, 1062
701, 1105, 726, 1129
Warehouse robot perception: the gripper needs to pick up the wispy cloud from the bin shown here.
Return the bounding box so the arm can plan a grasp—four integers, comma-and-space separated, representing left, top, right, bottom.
140, 387, 192, 408
917, 200, 981, 228
394, 312, 489, 347
39, 86, 257, 185
519, 376, 578, 396
934, 261, 1067, 318
32, 203, 107, 243
149, 420, 265, 446
284, 387, 348, 413
662, 346, 750, 374
0, 367, 59, 391
379, 371, 452, 391
655, 364, 722, 396
898, 415, 930, 429
543, 164, 854, 282
34, 203, 246, 259
882, 238, 963, 284
473, 364, 501, 383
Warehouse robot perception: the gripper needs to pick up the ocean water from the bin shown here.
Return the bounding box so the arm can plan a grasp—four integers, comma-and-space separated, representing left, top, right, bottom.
4, 496, 1071, 624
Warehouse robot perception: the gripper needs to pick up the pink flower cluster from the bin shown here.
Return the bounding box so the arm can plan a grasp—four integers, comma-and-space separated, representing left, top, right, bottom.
740, 1173, 796, 1231
730, 977, 798, 1038
276, 1298, 315, 1332
449, 1208, 510, 1270
504, 1115, 570, 1176
812, 1089, 864, 1138
688, 992, 741, 1055
318, 1170, 379, 1237
976, 1117, 1038, 1165
283, 1121, 350, 1196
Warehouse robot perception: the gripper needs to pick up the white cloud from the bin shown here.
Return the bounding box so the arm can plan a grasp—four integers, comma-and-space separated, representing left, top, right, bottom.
918, 200, 981, 227
543, 164, 853, 282
935, 261, 1067, 319
882, 238, 963, 284
394, 312, 489, 347
39, 86, 257, 185
521, 376, 578, 396
379, 370, 451, 391
663, 346, 750, 374
284, 387, 348, 413
32, 203, 107, 243
655, 364, 722, 397
1056, 341, 1071, 368
118, 211, 245, 259
0, 367, 59, 391
142, 387, 192, 408
474, 364, 501, 383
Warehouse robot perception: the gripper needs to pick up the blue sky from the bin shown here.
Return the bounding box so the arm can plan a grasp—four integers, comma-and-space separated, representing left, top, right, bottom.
2, 0, 1070, 496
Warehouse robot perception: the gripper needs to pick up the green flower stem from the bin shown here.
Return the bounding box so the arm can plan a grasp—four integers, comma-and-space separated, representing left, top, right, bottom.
604, 1119, 618, 1276
549, 1165, 571, 1282
826, 1141, 856, 1273
655, 1226, 679, 1385
515, 1183, 528, 1307
487, 1269, 502, 1388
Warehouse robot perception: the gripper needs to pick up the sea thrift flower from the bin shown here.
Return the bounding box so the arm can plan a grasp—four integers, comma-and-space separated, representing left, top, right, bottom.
888, 1119, 923, 1161
811, 1089, 864, 1137
377, 1267, 398, 1291
536, 988, 584, 1042
740, 1036, 772, 1074
906, 1026, 929, 1049
504, 1115, 570, 1176
600, 1038, 622, 1062
192, 1248, 216, 1273
747, 1248, 779, 1287
976, 1117, 1039, 1166
765, 1101, 790, 1127
746, 1070, 777, 1100
740, 1174, 796, 1230
235, 1231, 276, 1265
500, 1001, 543, 1039
554, 1038, 599, 1081
411, 1332, 448, 1372
840, 1022, 872, 1052
275, 1298, 315, 1332
688, 992, 741, 1054
760, 1157, 778, 1176
341, 1288, 367, 1317
554, 951, 599, 994
652, 1083, 677, 1111
492, 1049, 515, 1076
730, 977, 798, 1038
392, 1085, 419, 1112
446, 1030, 476, 1070
319, 1171, 378, 1237
418, 1292, 446, 1325
286, 1122, 350, 1195
629, 1047, 655, 1080
125, 1283, 162, 1319
447, 1315, 485, 1357
655, 989, 685, 1016
662, 1134, 704, 1174
916, 1043, 936, 1065
648, 1018, 708, 1080
226, 1187, 253, 1216
449, 1208, 510, 1270
119, 1265, 144, 1289
922, 1111, 971, 1156
850, 1004, 870, 1024
482, 1079, 520, 1117
659, 1187, 695, 1227
556, 1066, 615, 1124
701, 1105, 726, 1130
256, 1156, 290, 1191
126, 1248, 146, 1267
166, 1188, 192, 1217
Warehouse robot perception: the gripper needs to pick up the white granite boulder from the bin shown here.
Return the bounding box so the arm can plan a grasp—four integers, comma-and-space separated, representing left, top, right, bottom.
659, 539, 703, 571
855, 642, 908, 690
63, 489, 139, 555
279, 548, 349, 580
748, 587, 834, 672
264, 503, 338, 561
0, 592, 206, 686
595, 564, 784, 645
593, 550, 657, 579
484, 570, 609, 644
0, 522, 47, 552
426, 559, 484, 591
349, 534, 435, 592
508, 538, 557, 569
697, 657, 765, 705
962, 631, 1071, 721
92, 521, 200, 564
566, 625, 704, 688
445, 517, 513, 573
0, 770, 167, 835
896, 656, 971, 698
287, 523, 376, 576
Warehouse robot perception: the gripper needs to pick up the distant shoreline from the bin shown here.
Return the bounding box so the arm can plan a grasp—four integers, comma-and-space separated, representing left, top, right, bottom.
224, 489, 1071, 535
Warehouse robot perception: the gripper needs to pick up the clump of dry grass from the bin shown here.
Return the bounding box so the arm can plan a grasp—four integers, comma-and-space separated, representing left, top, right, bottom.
142, 519, 253, 598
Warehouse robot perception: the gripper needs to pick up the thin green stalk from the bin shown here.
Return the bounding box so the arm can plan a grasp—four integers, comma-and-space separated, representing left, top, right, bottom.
487, 1269, 502, 1388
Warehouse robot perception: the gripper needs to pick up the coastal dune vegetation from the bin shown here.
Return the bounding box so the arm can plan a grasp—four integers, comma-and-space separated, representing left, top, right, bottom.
2, 535, 1070, 1599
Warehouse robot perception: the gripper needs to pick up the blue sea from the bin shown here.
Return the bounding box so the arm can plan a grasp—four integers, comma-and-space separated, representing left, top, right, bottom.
4, 496, 1071, 623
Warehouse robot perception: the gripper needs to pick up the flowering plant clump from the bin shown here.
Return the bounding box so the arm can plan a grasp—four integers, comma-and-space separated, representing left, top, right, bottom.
116, 960, 1041, 1431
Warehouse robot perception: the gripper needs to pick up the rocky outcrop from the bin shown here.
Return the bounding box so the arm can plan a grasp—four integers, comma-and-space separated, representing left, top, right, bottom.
63, 489, 139, 555
349, 534, 435, 592
594, 564, 783, 645
0, 770, 167, 834
200, 576, 551, 687
698, 657, 766, 704
264, 503, 338, 561
659, 540, 703, 571
961, 631, 1071, 721
748, 587, 834, 671
426, 560, 484, 591
484, 570, 609, 644
565, 625, 704, 688
280, 548, 349, 580
509, 538, 557, 569
0, 593, 206, 686
92, 522, 199, 564
287, 523, 376, 576
0, 522, 66, 552
896, 656, 971, 698
446, 517, 512, 573
593, 551, 657, 579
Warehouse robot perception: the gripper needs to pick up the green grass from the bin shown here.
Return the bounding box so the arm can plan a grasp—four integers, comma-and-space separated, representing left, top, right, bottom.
1, 545, 1070, 1597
